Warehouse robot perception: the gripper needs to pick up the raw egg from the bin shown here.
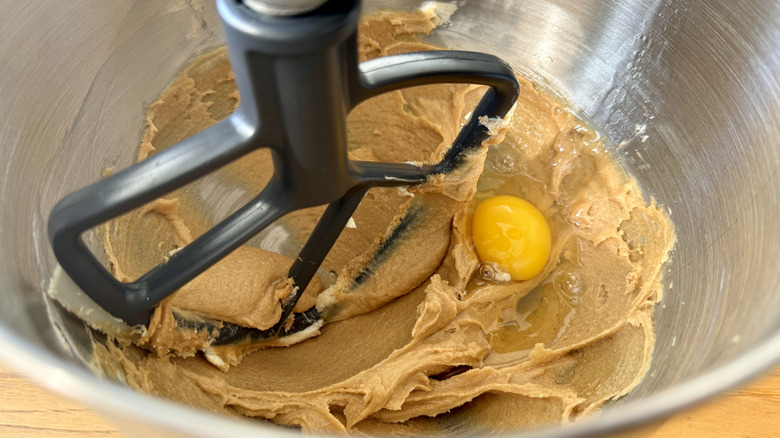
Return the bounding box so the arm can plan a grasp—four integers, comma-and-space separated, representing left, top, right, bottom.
472, 195, 551, 281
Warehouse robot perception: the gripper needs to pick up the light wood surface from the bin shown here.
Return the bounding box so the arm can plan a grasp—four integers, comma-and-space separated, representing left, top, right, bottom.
1, 363, 779, 437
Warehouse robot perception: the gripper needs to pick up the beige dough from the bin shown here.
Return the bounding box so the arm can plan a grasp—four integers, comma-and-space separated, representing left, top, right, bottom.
91, 7, 675, 434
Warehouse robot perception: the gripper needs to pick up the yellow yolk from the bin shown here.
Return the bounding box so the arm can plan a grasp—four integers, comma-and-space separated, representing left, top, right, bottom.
471, 195, 551, 281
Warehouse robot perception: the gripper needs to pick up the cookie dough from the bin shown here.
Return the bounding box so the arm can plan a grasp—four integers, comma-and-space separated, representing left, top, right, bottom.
86, 6, 674, 435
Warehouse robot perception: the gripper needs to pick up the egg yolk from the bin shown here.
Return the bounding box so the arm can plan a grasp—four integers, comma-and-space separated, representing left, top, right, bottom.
471, 195, 551, 281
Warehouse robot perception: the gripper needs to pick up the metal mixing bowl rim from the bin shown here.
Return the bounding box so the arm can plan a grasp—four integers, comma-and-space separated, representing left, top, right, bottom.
1, 320, 779, 437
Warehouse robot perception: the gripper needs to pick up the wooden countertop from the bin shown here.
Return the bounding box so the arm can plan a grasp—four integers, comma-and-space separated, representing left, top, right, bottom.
1, 363, 779, 437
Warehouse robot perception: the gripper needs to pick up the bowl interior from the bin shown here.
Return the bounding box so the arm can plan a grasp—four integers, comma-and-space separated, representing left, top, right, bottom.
1, 0, 779, 436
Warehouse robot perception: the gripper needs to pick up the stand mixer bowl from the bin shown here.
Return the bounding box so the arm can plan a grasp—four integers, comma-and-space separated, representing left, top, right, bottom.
1, 0, 779, 436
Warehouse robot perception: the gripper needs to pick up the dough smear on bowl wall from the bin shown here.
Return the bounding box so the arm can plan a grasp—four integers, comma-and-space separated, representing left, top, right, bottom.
43, 6, 676, 434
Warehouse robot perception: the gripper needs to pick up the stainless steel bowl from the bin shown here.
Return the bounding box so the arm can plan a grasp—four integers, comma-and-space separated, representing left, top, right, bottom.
1, 0, 779, 436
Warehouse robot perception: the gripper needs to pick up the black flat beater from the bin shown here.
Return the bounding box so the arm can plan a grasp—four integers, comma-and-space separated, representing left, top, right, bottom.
48, 0, 519, 343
